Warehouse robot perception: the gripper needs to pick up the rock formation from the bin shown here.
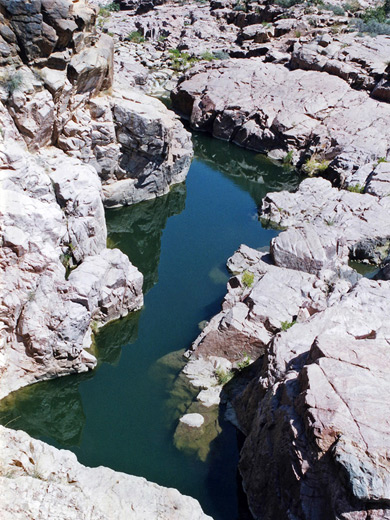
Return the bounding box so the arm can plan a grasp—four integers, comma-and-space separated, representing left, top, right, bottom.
0, 0, 193, 398
0, 425, 212, 520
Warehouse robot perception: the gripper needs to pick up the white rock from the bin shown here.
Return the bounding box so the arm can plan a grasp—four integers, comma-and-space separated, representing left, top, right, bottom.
180, 413, 205, 428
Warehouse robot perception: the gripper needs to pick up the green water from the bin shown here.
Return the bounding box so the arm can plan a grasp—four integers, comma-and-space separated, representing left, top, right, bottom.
0, 134, 299, 520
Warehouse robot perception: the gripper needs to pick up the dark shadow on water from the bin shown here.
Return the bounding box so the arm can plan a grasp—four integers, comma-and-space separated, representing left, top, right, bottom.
93, 308, 143, 365
106, 182, 186, 293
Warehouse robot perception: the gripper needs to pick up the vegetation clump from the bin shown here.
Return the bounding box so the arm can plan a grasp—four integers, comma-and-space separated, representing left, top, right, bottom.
281, 320, 296, 331
214, 368, 234, 385
347, 183, 365, 193
99, 2, 119, 17
237, 353, 251, 370
127, 31, 145, 43
0, 70, 23, 95
283, 150, 294, 165
242, 270, 255, 288
168, 48, 198, 71
302, 156, 330, 176
351, 0, 390, 35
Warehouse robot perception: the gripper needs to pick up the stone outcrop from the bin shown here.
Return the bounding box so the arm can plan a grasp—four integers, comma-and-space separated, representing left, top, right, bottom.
0, 135, 144, 400
104, 90, 193, 206
234, 258, 390, 519
0, 425, 212, 520
261, 177, 390, 266
183, 238, 390, 519
171, 58, 390, 182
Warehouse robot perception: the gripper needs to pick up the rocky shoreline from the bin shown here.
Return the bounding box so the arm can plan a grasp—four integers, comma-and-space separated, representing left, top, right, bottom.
1, 0, 390, 518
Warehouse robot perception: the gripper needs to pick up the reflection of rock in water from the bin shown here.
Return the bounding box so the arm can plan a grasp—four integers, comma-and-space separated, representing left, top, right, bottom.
150, 349, 221, 461
0, 310, 142, 448
0, 374, 90, 446
106, 183, 186, 293
94, 309, 142, 365
193, 133, 299, 207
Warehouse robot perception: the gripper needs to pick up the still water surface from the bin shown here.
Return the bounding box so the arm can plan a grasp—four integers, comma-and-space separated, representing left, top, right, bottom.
0, 134, 299, 519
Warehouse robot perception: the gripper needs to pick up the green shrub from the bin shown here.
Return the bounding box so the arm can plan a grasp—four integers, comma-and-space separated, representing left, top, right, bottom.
0, 70, 23, 95
99, 2, 119, 17
283, 150, 294, 165
347, 183, 364, 193
201, 51, 215, 61
343, 0, 361, 13
303, 156, 330, 176
351, 1, 390, 34
353, 19, 390, 35
233, 3, 247, 11
281, 320, 296, 331
127, 31, 145, 43
377, 157, 388, 164
237, 353, 251, 370
168, 49, 198, 71
242, 270, 254, 288
214, 368, 234, 385
212, 50, 230, 60
275, 0, 303, 8
323, 3, 345, 15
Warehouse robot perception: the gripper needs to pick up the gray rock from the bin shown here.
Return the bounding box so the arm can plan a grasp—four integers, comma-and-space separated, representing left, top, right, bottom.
238, 278, 390, 520
261, 177, 390, 264
67, 34, 114, 94
171, 59, 390, 179
102, 89, 193, 207
0, 138, 143, 399
0, 426, 212, 520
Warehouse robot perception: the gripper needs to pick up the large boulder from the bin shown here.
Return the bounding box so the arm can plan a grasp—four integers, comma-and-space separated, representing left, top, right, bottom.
102, 90, 193, 207
237, 277, 390, 520
261, 177, 390, 265
67, 34, 114, 94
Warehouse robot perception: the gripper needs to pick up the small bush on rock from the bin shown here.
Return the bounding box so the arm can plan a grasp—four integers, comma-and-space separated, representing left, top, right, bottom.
281, 320, 296, 331
237, 353, 251, 370
242, 270, 255, 288
214, 368, 234, 385
0, 70, 23, 95
303, 156, 330, 176
127, 31, 145, 43
201, 51, 215, 61
99, 2, 119, 17
347, 183, 365, 193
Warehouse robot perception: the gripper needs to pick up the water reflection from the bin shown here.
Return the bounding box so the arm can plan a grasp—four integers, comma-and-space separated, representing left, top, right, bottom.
193, 132, 299, 206
0, 374, 90, 446
106, 183, 186, 293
